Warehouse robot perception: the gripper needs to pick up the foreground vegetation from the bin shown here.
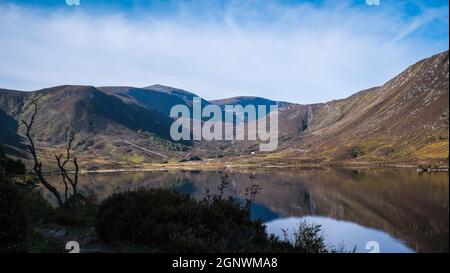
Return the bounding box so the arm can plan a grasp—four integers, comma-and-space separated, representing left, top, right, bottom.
96, 187, 341, 253
1, 150, 344, 253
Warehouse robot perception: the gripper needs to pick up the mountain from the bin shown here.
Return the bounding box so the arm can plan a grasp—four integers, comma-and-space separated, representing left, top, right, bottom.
143, 84, 211, 107
211, 96, 288, 108
0, 50, 448, 168
211, 96, 289, 120
0, 85, 191, 169
97, 86, 190, 116
98, 85, 214, 122
263, 50, 449, 164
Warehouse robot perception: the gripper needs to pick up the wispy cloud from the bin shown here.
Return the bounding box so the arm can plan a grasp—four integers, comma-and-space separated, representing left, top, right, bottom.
0, 0, 448, 103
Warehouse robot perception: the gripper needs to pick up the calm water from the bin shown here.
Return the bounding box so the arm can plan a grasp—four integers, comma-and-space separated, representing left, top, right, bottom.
44, 168, 449, 253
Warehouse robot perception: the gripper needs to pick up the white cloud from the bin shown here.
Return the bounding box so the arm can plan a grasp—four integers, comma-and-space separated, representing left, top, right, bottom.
0, 1, 448, 103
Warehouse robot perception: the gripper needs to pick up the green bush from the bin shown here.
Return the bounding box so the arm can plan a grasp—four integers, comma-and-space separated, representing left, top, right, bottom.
96, 189, 199, 249
96, 189, 270, 252
55, 194, 98, 227
0, 178, 58, 253
291, 220, 328, 253
95, 188, 335, 253
0, 181, 28, 252
0, 150, 25, 178
351, 145, 365, 158
25, 189, 54, 226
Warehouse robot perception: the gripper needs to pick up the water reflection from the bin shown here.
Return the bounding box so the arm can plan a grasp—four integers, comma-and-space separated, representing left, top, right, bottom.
43, 168, 449, 253
265, 216, 414, 253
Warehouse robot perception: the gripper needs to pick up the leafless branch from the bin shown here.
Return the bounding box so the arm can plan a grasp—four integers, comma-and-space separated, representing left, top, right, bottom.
55, 154, 69, 201
21, 99, 64, 207
54, 124, 79, 201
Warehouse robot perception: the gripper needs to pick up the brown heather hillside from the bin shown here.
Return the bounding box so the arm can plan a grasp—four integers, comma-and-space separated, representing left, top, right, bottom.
0, 85, 191, 169
268, 50, 449, 165
0, 51, 448, 168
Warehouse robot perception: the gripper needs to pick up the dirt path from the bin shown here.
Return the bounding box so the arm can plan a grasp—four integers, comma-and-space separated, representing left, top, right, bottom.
122, 140, 168, 158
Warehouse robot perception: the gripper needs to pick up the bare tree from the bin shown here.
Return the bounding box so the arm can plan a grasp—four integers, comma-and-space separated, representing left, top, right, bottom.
21, 99, 80, 207
54, 124, 79, 201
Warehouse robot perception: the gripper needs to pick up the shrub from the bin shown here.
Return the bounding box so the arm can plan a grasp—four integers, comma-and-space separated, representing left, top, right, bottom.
21, 186, 54, 225
0, 181, 28, 252
351, 145, 365, 158
95, 188, 271, 252
96, 189, 200, 249
0, 150, 25, 178
0, 177, 59, 253
55, 194, 98, 227
95, 188, 334, 253
291, 220, 328, 253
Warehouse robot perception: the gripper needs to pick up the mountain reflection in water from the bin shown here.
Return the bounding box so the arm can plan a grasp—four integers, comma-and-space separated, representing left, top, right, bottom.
44, 168, 449, 253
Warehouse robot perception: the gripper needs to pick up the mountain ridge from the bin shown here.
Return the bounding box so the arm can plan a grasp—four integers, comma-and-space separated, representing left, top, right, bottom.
0, 50, 448, 168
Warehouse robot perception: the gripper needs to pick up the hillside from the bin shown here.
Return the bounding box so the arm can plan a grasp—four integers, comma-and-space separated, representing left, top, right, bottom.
0, 50, 448, 168
0, 85, 191, 169
144, 84, 211, 108
97, 86, 190, 116
251, 50, 449, 165
211, 96, 288, 108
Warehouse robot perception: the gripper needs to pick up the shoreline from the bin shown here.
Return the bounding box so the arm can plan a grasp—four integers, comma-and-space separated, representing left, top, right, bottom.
48, 161, 449, 175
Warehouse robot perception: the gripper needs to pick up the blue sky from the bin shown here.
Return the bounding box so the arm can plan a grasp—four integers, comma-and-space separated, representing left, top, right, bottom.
0, 0, 448, 103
